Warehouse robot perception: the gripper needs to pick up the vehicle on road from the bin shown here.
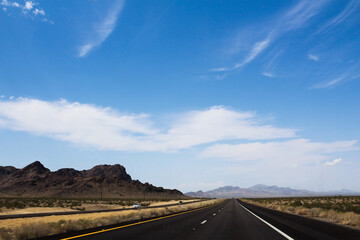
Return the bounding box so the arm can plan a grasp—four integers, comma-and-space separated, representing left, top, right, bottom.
132, 204, 141, 209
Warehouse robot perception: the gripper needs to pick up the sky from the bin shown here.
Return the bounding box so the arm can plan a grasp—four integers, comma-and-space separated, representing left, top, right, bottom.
0, 0, 359, 193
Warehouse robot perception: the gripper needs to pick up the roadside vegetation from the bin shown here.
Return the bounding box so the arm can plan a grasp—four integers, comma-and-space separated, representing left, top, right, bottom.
242, 196, 360, 229
0, 197, 192, 213
0, 199, 219, 240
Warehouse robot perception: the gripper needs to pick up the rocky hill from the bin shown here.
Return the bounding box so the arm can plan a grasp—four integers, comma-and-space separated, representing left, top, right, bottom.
0, 161, 183, 199
186, 184, 359, 198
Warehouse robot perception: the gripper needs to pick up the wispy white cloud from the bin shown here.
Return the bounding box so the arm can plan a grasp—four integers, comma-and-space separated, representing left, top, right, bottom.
234, 36, 272, 69
308, 54, 319, 62
209, 67, 228, 72
324, 158, 342, 166
310, 67, 360, 89
310, 75, 346, 89
261, 48, 284, 78
281, 0, 327, 31
0, 98, 297, 152
154, 106, 296, 151
78, 44, 93, 58
78, 0, 125, 57
1, 0, 47, 19
1, 0, 19, 8
33, 8, 44, 16
262, 72, 274, 78
0, 98, 156, 151
214, 0, 328, 74
317, 0, 360, 33
200, 139, 357, 165
24, 1, 33, 10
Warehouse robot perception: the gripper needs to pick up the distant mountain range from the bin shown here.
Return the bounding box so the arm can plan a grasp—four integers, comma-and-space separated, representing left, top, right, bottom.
186, 184, 360, 198
0, 161, 184, 199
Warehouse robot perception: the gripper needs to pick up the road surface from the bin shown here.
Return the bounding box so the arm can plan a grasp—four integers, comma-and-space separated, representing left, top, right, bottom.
42, 199, 360, 240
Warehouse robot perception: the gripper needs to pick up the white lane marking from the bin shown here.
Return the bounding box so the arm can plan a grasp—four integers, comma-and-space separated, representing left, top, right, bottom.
213, 213, 216, 216
201, 220, 207, 224
236, 201, 294, 240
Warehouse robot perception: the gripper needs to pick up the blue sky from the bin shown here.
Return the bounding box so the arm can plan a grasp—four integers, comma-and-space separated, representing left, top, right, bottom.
0, 0, 359, 193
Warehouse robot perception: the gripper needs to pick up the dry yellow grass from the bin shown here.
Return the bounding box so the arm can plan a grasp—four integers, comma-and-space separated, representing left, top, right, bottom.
0, 207, 78, 215
148, 199, 195, 207
0, 199, 220, 240
0, 199, 196, 215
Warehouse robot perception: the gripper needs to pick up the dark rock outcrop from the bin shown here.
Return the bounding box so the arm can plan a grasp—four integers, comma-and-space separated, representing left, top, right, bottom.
84, 164, 131, 181
0, 161, 183, 199
0, 166, 17, 178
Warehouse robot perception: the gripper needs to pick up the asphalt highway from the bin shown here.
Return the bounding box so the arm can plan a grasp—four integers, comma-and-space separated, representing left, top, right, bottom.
42, 198, 360, 240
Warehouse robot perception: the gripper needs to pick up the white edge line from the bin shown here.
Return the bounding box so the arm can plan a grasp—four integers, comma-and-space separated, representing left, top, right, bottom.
236, 201, 294, 240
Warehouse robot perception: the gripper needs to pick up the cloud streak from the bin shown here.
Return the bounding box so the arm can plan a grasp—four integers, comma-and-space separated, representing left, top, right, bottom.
317, 0, 360, 33
308, 54, 319, 62
324, 158, 342, 166
154, 106, 296, 150
310, 75, 346, 89
212, 0, 328, 75
262, 72, 274, 78
281, 0, 327, 31
78, 0, 125, 57
234, 36, 272, 69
